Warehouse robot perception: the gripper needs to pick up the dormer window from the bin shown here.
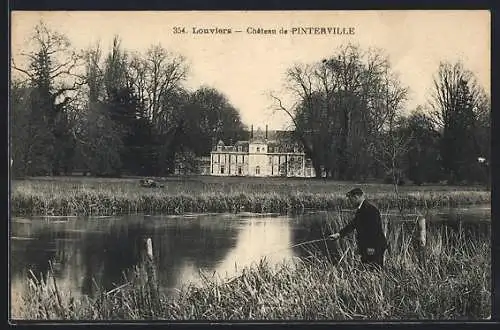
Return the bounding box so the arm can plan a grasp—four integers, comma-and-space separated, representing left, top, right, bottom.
217, 140, 224, 151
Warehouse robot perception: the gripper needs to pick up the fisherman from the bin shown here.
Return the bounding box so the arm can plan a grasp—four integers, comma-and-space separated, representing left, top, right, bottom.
330, 188, 388, 269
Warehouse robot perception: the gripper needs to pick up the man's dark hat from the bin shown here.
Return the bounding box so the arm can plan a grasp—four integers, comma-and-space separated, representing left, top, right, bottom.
346, 187, 364, 197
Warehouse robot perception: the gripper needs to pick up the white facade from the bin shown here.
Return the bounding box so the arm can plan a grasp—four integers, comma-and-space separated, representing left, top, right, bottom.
210, 135, 316, 178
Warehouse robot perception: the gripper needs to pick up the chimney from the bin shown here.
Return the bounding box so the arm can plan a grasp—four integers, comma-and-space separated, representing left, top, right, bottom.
251, 125, 253, 139
265, 125, 268, 140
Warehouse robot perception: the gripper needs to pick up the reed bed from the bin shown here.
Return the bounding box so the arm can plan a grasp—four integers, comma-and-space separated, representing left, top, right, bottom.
12, 215, 491, 321
11, 177, 490, 216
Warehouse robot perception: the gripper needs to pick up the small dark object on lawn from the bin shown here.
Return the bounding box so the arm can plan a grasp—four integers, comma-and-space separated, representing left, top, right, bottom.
140, 179, 164, 188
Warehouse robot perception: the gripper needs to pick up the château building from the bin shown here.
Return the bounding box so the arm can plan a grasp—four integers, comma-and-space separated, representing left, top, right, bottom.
210, 126, 316, 177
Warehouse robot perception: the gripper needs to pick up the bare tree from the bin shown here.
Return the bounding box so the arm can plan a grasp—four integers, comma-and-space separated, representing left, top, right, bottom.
370, 115, 413, 211
126, 44, 188, 128
11, 20, 84, 175
429, 61, 483, 128
271, 44, 407, 180
128, 52, 148, 108
369, 65, 409, 191
12, 21, 83, 109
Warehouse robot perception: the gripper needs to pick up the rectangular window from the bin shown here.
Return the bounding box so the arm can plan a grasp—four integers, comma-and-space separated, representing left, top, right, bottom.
221, 166, 225, 174
238, 167, 242, 175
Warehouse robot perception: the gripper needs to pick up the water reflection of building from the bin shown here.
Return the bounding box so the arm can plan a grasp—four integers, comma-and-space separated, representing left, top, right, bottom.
210, 126, 316, 177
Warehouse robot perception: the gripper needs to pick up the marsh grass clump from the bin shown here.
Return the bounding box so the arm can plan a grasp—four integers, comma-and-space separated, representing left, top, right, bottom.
11, 178, 490, 216
14, 219, 490, 321
15, 262, 174, 320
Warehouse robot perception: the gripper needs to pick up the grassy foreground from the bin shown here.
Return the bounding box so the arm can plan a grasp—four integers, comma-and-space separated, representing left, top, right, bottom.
11, 176, 490, 216
13, 221, 491, 320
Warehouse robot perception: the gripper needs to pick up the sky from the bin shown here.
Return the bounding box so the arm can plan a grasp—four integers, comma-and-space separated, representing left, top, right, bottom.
11, 11, 490, 130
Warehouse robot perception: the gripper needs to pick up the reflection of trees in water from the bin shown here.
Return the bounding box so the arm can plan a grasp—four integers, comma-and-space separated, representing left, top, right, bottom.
150, 220, 238, 290
12, 217, 239, 297
11, 229, 58, 282
81, 221, 146, 295
80, 218, 238, 295
11, 219, 89, 285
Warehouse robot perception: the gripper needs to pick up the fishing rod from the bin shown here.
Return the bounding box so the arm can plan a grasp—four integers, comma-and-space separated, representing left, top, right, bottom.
206, 237, 352, 286
260, 236, 341, 258
288, 237, 338, 249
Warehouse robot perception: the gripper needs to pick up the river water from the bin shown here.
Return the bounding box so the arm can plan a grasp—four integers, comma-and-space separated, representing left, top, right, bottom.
10, 206, 491, 303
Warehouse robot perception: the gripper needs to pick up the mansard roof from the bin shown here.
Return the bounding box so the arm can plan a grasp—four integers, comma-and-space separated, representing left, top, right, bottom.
213, 130, 301, 149
250, 137, 267, 144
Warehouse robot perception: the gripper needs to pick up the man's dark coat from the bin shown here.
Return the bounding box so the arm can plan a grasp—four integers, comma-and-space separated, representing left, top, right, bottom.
339, 200, 388, 256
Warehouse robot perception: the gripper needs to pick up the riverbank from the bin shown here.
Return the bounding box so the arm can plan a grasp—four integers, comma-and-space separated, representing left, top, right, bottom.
13, 222, 490, 320
11, 177, 490, 216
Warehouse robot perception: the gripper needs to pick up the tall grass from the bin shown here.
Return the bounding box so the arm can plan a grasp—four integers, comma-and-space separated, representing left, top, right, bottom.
12, 215, 491, 320
11, 177, 490, 216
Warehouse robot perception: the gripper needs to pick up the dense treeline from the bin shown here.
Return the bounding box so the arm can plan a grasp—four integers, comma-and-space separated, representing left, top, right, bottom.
11, 22, 490, 185
11, 22, 247, 177
271, 45, 490, 185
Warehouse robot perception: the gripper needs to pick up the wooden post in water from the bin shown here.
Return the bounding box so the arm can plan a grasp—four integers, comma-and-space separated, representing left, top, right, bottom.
146, 238, 154, 260
415, 216, 426, 267
144, 237, 159, 309
382, 215, 389, 239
